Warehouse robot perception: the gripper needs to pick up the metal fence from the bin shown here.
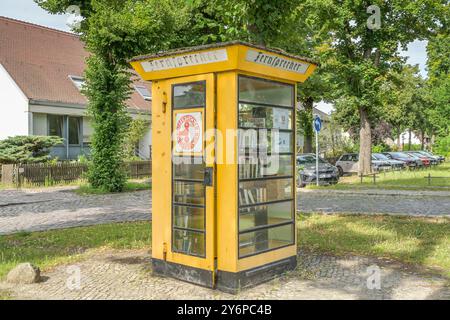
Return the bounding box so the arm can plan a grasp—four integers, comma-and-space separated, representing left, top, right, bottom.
1, 161, 151, 187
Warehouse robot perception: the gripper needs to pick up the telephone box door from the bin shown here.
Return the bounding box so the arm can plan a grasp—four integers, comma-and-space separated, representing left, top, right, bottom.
169, 73, 216, 286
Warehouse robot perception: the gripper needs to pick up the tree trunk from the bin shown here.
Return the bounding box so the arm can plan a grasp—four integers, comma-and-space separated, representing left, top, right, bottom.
397, 129, 402, 151
359, 106, 372, 174
420, 130, 425, 150
408, 129, 412, 150
303, 97, 314, 153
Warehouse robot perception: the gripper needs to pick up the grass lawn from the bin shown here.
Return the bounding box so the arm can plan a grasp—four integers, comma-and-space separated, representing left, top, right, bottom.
298, 213, 450, 278
1, 214, 449, 280
0, 222, 151, 279
310, 162, 450, 191
75, 180, 151, 195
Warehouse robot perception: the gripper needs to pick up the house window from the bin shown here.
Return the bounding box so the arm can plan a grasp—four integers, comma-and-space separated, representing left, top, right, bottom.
135, 85, 152, 101
69, 75, 85, 91
48, 115, 64, 138
68, 117, 81, 145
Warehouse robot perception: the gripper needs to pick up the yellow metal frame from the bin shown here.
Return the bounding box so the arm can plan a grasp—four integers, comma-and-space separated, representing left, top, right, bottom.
152, 74, 216, 274
216, 71, 298, 273
132, 42, 317, 286
130, 43, 317, 83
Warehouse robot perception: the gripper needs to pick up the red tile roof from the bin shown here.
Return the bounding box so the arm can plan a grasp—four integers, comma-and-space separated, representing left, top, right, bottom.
0, 16, 151, 113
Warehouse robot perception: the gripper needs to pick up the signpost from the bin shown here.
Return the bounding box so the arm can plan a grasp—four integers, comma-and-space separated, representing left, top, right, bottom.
314, 115, 322, 186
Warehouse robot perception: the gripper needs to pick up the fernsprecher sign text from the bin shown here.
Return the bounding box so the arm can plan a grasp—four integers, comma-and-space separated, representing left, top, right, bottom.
246, 50, 310, 74
141, 49, 228, 72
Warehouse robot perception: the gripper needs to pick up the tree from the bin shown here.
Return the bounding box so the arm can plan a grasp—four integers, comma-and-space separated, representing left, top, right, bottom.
0, 136, 63, 164
380, 65, 424, 149
426, 28, 450, 138
37, 0, 179, 191
305, 0, 446, 173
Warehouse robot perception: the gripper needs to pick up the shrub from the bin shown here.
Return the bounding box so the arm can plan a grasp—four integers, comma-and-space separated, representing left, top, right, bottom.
434, 136, 450, 157
372, 143, 391, 153
0, 136, 63, 164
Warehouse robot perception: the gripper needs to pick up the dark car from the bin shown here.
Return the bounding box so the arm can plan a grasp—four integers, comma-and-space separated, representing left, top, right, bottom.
415, 150, 443, 164
423, 151, 445, 163
372, 153, 405, 170
403, 151, 432, 166
383, 152, 419, 168
296, 154, 339, 187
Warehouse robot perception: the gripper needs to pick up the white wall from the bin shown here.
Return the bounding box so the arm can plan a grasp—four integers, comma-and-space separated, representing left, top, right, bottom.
0, 64, 29, 140
394, 131, 421, 146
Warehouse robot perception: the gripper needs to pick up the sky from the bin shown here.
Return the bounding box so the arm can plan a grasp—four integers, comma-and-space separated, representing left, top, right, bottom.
1, 0, 430, 115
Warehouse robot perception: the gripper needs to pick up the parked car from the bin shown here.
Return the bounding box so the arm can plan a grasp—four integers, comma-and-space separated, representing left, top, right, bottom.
296, 154, 339, 187
422, 151, 445, 163
403, 151, 431, 166
335, 153, 391, 175
382, 152, 418, 168
415, 151, 443, 164
372, 153, 405, 170
402, 152, 430, 168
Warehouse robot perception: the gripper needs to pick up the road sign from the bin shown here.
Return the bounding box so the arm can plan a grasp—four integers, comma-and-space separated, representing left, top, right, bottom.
314, 116, 322, 132
313, 115, 322, 186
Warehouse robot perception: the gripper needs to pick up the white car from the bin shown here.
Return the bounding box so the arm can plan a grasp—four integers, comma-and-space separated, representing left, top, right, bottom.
335, 153, 391, 176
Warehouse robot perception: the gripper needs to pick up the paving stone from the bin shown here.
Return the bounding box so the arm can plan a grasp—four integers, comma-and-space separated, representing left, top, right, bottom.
0, 187, 151, 235
1, 187, 449, 236
0, 249, 448, 300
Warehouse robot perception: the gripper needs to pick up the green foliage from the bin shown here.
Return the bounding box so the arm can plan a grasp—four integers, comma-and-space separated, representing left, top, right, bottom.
427, 30, 450, 137
309, 0, 447, 173
372, 143, 391, 153
124, 117, 149, 159
76, 154, 91, 165
0, 136, 63, 164
403, 144, 423, 151
434, 135, 450, 157
37, 0, 179, 192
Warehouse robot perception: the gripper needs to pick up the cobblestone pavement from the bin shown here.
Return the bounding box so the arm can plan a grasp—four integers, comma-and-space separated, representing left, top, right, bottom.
1, 187, 449, 235
0, 187, 151, 235
298, 189, 450, 217
0, 249, 448, 300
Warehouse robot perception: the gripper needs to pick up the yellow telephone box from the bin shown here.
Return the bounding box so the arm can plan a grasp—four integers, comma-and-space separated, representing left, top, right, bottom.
130, 41, 317, 293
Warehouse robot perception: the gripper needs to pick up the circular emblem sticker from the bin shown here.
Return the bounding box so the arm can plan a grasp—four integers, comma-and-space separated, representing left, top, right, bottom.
175, 112, 202, 153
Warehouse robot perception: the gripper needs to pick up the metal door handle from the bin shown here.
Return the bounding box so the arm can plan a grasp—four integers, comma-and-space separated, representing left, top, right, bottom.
204, 167, 214, 187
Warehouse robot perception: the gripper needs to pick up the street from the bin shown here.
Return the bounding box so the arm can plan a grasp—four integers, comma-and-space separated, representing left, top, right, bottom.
0, 187, 449, 235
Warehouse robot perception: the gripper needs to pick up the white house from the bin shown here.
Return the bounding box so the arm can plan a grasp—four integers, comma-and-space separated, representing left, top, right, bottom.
0, 16, 152, 160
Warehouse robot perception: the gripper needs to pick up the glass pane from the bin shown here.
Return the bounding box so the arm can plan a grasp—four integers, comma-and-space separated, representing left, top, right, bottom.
135, 86, 151, 100
173, 205, 204, 230
48, 115, 63, 138
259, 131, 292, 154
173, 82, 205, 108
173, 229, 205, 257
173, 181, 204, 206
239, 77, 293, 107
239, 201, 293, 232
239, 224, 294, 257
68, 117, 80, 145
239, 155, 293, 179
239, 104, 292, 130
239, 178, 293, 206
238, 130, 293, 155
173, 157, 204, 180
238, 129, 259, 155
